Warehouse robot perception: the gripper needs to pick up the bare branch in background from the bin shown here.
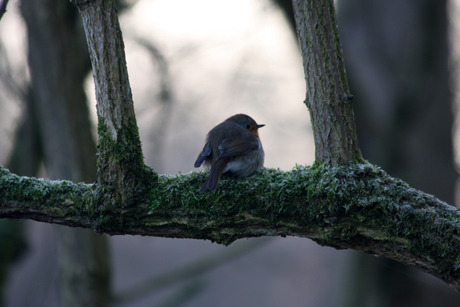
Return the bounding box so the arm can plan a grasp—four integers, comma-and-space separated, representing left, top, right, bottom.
0, 0, 9, 21
0, 42, 27, 102
135, 37, 174, 171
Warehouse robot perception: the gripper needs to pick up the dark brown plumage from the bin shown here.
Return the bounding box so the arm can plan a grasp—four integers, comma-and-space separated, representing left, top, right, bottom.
194, 114, 265, 193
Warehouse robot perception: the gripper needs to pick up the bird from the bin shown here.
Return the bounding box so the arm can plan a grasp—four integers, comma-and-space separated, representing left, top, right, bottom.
194, 114, 265, 193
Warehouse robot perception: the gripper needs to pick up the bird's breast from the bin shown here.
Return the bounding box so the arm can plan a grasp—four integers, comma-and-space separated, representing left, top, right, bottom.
224, 147, 264, 178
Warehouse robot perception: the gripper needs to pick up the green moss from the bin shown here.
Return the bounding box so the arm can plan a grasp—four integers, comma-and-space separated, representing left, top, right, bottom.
145, 162, 373, 224
95, 118, 155, 215
97, 119, 144, 169
3, 162, 459, 281
140, 161, 460, 275
1, 165, 94, 217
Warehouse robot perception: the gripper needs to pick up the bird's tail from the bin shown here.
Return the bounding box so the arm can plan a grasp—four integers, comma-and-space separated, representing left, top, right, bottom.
200, 159, 227, 193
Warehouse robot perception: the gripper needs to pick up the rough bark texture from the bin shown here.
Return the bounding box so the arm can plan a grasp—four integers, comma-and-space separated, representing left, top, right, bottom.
71, 0, 147, 208
292, 0, 362, 164
1, 163, 460, 291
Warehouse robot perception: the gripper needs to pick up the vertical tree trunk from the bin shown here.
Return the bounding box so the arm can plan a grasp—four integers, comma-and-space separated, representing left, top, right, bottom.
57, 228, 110, 307
20, 0, 111, 306
292, 0, 362, 164
0, 90, 38, 305
72, 0, 148, 218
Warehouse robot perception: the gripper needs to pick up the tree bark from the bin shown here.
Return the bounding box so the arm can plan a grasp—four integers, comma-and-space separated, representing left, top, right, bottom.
292, 0, 362, 164
71, 0, 148, 210
1, 163, 460, 291
20, 0, 111, 306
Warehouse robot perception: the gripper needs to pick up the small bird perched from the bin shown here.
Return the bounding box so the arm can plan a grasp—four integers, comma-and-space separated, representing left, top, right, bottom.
194, 114, 265, 193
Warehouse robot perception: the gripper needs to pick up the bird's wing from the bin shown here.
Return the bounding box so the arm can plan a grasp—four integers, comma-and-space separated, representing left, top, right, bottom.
194, 142, 212, 167
217, 137, 259, 160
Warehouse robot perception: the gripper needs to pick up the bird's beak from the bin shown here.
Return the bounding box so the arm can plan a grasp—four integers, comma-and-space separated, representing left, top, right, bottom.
257, 124, 265, 129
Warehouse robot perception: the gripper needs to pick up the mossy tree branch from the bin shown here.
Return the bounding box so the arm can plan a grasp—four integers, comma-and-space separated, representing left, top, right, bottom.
1, 163, 459, 290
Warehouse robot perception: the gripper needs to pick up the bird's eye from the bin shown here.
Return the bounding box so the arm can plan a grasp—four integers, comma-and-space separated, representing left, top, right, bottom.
245, 124, 251, 129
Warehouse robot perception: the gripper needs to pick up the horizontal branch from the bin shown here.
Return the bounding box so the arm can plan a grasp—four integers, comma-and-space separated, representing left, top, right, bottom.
1, 163, 459, 291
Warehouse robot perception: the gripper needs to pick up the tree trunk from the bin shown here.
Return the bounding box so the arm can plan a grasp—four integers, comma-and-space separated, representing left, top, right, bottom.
292, 0, 362, 164
0, 88, 38, 304
72, 0, 147, 212
20, 0, 111, 306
